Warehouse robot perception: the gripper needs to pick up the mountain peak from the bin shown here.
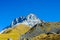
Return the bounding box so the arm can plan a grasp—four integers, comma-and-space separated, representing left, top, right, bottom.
27, 13, 37, 20
0, 13, 43, 34
10, 13, 43, 27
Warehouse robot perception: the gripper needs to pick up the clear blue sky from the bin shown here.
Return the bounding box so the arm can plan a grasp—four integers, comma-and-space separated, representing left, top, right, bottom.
0, 0, 60, 31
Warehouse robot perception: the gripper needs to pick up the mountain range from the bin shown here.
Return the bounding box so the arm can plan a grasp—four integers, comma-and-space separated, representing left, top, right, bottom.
0, 14, 60, 40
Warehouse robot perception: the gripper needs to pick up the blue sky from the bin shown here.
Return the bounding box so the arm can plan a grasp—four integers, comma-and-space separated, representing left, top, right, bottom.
0, 0, 60, 31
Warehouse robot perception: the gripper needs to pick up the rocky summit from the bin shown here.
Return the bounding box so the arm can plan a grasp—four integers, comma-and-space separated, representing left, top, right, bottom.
0, 13, 60, 40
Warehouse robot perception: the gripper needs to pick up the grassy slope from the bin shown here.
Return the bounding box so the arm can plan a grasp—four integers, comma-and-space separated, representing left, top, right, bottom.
0, 24, 30, 40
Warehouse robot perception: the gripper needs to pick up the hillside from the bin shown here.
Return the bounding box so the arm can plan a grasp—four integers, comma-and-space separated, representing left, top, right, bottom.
20, 22, 60, 40
0, 23, 60, 40
0, 24, 30, 40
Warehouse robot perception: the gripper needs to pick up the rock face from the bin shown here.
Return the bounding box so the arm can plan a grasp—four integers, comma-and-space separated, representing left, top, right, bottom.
20, 22, 60, 40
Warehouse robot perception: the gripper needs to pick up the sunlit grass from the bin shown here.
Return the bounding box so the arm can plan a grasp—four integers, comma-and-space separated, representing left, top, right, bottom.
0, 24, 30, 40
